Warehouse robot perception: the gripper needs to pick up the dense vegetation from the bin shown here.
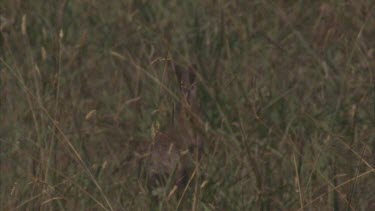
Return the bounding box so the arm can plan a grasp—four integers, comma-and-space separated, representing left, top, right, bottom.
1, 1, 374, 210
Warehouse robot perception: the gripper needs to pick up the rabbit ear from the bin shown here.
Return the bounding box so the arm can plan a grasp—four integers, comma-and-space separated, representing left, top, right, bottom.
188, 64, 198, 84
188, 69, 196, 85
174, 64, 183, 86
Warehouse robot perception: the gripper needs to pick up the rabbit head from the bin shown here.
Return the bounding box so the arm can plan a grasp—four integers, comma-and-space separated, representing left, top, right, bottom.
174, 64, 198, 112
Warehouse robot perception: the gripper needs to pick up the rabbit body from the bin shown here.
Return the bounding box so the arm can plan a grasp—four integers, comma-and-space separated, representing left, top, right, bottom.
147, 128, 195, 188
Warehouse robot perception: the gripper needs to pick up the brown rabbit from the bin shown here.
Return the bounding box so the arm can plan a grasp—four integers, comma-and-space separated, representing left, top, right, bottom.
144, 63, 202, 197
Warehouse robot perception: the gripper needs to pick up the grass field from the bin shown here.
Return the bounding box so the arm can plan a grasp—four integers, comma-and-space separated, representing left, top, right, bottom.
1, 1, 374, 210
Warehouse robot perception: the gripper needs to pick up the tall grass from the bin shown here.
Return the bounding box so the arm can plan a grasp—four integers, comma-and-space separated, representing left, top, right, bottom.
1, 0, 374, 210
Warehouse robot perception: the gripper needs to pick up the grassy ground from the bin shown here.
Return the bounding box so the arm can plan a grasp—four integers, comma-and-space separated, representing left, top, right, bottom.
1, 0, 374, 210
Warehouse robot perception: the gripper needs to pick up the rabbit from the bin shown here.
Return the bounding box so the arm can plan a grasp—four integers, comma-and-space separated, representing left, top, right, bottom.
143, 63, 203, 198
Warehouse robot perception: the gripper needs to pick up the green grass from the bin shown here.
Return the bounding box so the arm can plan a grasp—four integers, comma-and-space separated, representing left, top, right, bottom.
1, 0, 374, 210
